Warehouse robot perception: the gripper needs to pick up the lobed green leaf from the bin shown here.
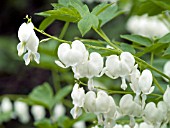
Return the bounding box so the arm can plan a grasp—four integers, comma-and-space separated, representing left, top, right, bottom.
121, 34, 152, 47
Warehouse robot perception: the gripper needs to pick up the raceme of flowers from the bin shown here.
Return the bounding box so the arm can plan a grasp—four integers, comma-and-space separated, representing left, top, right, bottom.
54, 40, 170, 128
126, 14, 169, 38
16, 22, 170, 127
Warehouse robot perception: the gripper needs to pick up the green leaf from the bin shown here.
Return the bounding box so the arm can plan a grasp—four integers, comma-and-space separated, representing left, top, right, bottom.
34, 119, 58, 128
120, 43, 136, 54
135, 43, 168, 57
69, 0, 84, 7
58, 0, 69, 6
97, 4, 118, 27
39, 17, 55, 30
54, 85, 72, 103
134, 1, 163, 16
151, 0, 170, 10
163, 45, 170, 57
157, 33, 170, 44
57, 116, 74, 128
0, 112, 13, 124
28, 83, 54, 109
78, 13, 99, 36
36, 7, 81, 23
71, 4, 89, 17
120, 35, 152, 47
92, 3, 111, 16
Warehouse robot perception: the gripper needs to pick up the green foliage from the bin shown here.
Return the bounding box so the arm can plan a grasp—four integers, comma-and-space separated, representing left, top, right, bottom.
120, 34, 152, 47
34, 119, 58, 128
21, 83, 54, 110
36, 6, 81, 23
132, 0, 170, 16
92, 3, 118, 27
0, 112, 12, 124
78, 13, 99, 36
163, 45, 170, 58
120, 43, 136, 54
20, 83, 72, 110
39, 17, 55, 30
157, 33, 170, 44
54, 85, 72, 103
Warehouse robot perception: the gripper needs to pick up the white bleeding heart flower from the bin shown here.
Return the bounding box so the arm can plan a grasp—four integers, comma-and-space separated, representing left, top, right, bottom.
104, 52, 135, 90
73, 52, 103, 90
84, 90, 111, 125
31, 105, 46, 121
55, 40, 88, 68
17, 22, 40, 65
14, 101, 30, 124
1, 97, 13, 113
138, 69, 154, 108
53, 103, 66, 121
103, 96, 117, 128
138, 69, 154, 95
119, 94, 142, 116
163, 61, 170, 82
84, 90, 110, 114
17, 22, 34, 56
70, 84, 85, 119
129, 65, 141, 94
143, 101, 166, 128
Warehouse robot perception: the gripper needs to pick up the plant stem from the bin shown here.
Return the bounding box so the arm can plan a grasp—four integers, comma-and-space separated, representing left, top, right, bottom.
93, 27, 170, 86
34, 27, 71, 44
93, 27, 121, 50
35, 26, 170, 90
0, 94, 27, 101
153, 77, 164, 93
59, 22, 70, 39
78, 80, 162, 97
135, 57, 170, 82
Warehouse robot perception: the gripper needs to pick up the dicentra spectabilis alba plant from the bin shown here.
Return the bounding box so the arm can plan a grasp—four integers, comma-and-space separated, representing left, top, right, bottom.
12, 0, 170, 127
17, 17, 40, 65
14, 101, 30, 124
31, 105, 46, 121
104, 52, 135, 90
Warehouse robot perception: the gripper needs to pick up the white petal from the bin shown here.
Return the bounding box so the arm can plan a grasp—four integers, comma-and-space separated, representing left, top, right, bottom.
34, 52, 40, 64
84, 91, 96, 113
58, 43, 70, 65
95, 91, 110, 113
120, 52, 135, 69
138, 69, 153, 94
1, 97, 13, 113
23, 52, 31, 65
105, 55, 121, 78
163, 85, 170, 107
71, 84, 85, 107
70, 106, 82, 119
18, 22, 34, 42
17, 42, 26, 56
31, 105, 45, 121
55, 60, 67, 68
87, 52, 103, 78
163, 61, 170, 82
72, 40, 87, 55
119, 94, 134, 115
120, 77, 127, 90
26, 31, 39, 52
104, 96, 117, 118
88, 78, 94, 90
